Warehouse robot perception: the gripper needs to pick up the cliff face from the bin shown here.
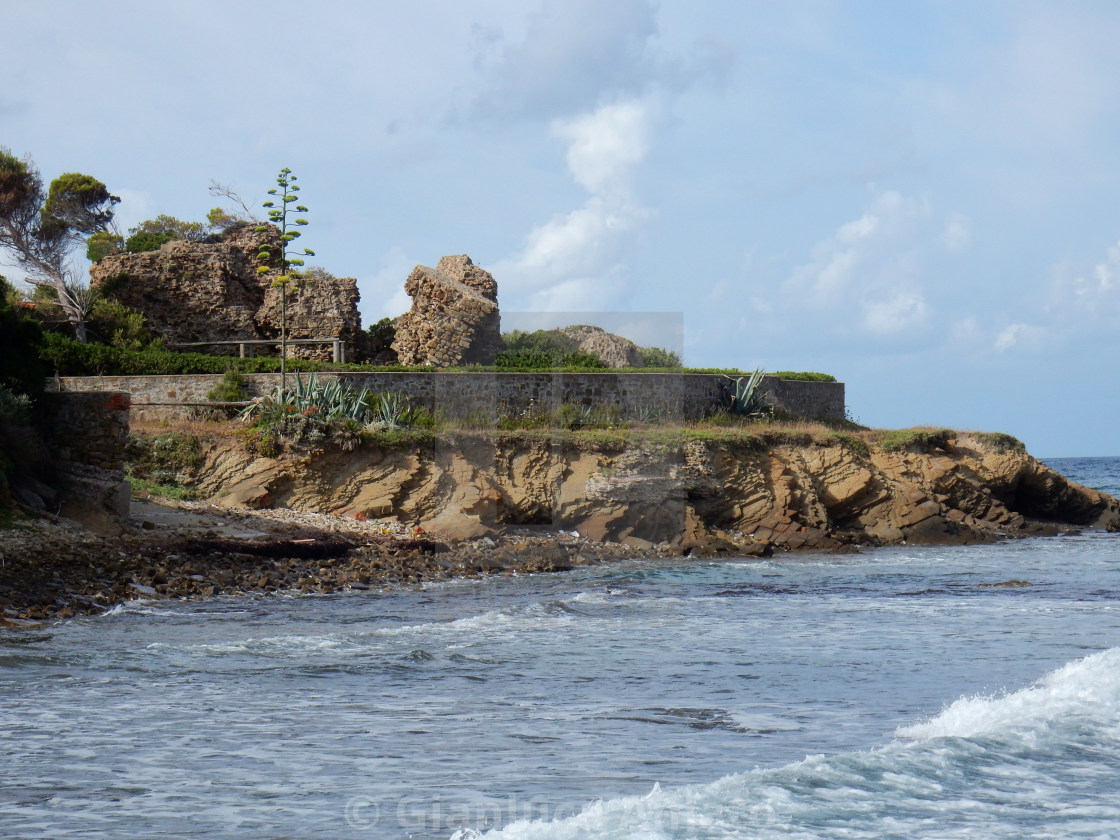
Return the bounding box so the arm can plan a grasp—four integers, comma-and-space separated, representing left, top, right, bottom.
183, 433, 1120, 553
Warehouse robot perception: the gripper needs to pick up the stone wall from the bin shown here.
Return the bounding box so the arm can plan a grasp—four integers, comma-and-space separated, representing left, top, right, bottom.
391, 255, 501, 366
48, 373, 845, 424
38, 392, 131, 520
90, 225, 364, 360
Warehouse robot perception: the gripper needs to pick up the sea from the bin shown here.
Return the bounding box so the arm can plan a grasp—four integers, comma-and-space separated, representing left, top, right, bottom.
2, 457, 1119, 839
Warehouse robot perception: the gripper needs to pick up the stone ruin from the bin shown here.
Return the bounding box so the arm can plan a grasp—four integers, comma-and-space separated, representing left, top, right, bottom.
88, 225, 364, 361
391, 255, 501, 366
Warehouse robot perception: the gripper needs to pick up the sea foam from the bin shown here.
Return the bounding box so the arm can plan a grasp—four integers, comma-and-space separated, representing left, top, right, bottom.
475, 648, 1120, 840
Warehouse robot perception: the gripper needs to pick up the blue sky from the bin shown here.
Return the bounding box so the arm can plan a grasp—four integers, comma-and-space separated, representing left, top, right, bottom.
4, 0, 1120, 456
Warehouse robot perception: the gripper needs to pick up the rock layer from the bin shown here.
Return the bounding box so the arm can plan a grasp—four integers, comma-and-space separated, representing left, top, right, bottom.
188, 432, 1120, 553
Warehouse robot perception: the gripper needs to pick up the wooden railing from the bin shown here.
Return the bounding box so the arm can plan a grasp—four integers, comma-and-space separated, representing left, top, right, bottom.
167, 338, 348, 363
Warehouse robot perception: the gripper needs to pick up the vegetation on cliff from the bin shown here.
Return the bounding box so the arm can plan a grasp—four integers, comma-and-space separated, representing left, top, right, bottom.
0, 148, 118, 341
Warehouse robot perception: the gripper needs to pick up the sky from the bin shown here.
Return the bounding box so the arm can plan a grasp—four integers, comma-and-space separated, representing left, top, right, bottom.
4, 0, 1120, 456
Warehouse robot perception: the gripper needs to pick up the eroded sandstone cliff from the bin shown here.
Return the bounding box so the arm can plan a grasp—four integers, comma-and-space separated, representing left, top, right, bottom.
183, 432, 1120, 554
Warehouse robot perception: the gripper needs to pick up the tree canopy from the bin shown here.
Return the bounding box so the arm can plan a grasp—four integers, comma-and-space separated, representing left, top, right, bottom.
0, 148, 118, 341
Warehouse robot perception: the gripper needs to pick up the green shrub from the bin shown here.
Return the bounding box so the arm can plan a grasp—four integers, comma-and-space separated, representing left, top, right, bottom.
0, 280, 45, 396
86, 298, 161, 350
824, 433, 870, 457
502, 329, 579, 355
125, 230, 176, 253
878, 428, 957, 453
38, 333, 430, 376
0, 385, 32, 426
497, 329, 607, 370
494, 349, 608, 371
360, 392, 437, 431
206, 368, 247, 403
86, 231, 123, 263
769, 371, 837, 382
126, 432, 204, 486
971, 432, 1026, 454
126, 476, 197, 501
638, 346, 682, 368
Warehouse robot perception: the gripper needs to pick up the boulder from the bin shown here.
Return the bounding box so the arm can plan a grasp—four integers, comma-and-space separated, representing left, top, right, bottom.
559, 325, 644, 368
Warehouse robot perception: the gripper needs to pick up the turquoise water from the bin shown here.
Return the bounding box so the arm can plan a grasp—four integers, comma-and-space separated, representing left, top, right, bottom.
1, 458, 1118, 839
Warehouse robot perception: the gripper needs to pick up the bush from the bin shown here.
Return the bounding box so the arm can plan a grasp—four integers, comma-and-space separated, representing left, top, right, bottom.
494, 349, 607, 371
0, 385, 32, 426
877, 428, 957, 453
502, 329, 579, 355
38, 333, 430, 376
86, 298, 161, 350
971, 432, 1026, 454
206, 368, 247, 403
769, 371, 837, 382
638, 346, 682, 368
125, 432, 204, 486
125, 230, 176, 253
823, 433, 870, 457
496, 330, 609, 370
0, 280, 45, 397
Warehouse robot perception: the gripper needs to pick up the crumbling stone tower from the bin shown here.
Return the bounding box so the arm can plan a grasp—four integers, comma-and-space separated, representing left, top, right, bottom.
391, 255, 501, 366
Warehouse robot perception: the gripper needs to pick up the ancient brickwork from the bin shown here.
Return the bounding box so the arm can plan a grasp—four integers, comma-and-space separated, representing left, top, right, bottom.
391, 255, 501, 366
39, 392, 131, 520
89, 225, 363, 360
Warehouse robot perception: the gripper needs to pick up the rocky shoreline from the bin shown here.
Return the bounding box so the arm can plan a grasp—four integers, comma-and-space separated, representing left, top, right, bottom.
0, 500, 674, 626
3, 430, 1119, 627
0, 494, 1104, 628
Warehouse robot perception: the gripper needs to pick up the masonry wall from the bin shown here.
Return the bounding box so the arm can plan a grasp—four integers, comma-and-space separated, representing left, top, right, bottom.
39, 392, 131, 520
47, 373, 845, 423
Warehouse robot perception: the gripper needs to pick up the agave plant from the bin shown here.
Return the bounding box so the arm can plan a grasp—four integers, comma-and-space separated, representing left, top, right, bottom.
725, 368, 769, 417
364, 391, 415, 430
240, 373, 370, 423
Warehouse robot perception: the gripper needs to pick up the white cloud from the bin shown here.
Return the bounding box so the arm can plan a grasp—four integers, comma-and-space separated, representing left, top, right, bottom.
466, 0, 658, 120
464, 0, 733, 122
496, 98, 655, 309
942, 215, 971, 251
710, 189, 1000, 354
1047, 238, 1120, 331
507, 197, 651, 280
864, 289, 927, 335
553, 100, 652, 194
994, 323, 1025, 351
525, 275, 619, 311
836, 213, 878, 243
993, 322, 1048, 353
784, 191, 930, 330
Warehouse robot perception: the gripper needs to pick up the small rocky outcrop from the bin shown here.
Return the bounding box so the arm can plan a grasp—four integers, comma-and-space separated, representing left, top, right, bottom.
89, 225, 364, 361
391, 255, 501, 366
559, 325, 644, 368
